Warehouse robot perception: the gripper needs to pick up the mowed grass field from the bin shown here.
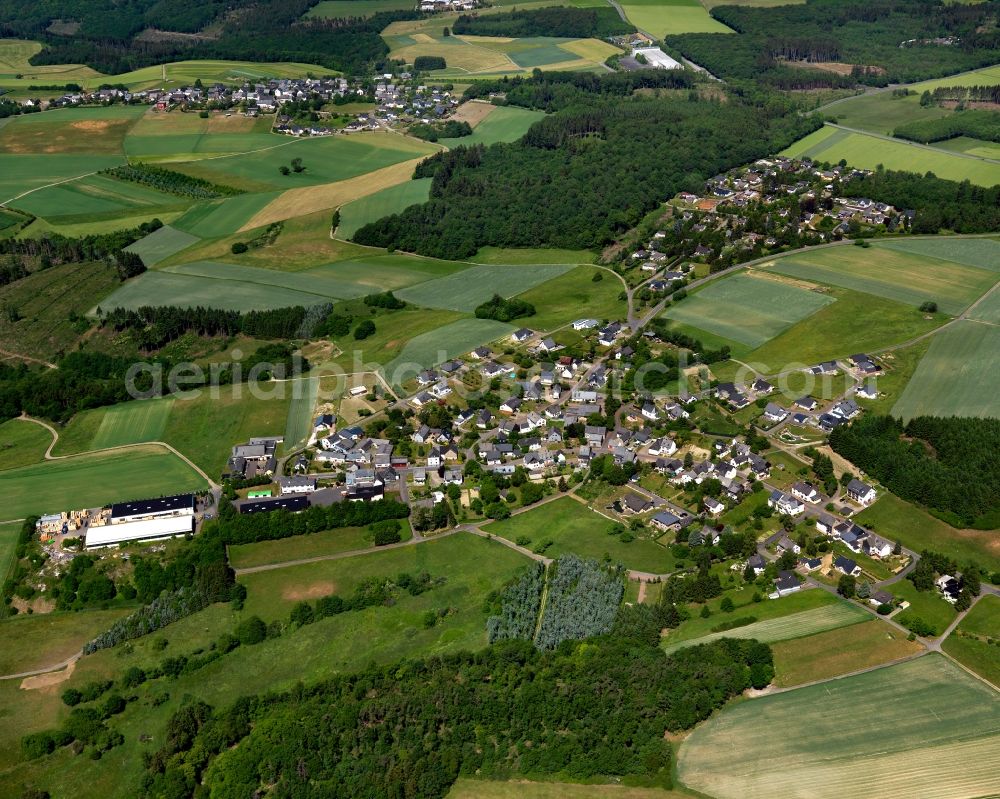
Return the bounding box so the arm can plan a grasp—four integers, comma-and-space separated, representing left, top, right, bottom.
892, 320, 1000, 420
677, 654, 1000, 799
396, 263, 575, 310
662, 272, 834, 349
661, 600, 870, 654
0, 153, 124, 204
382, 318, 515, 386
782, 125, 1000, 187
4, 446, 207, 518
89, 398, 174, 450
0, 418, 52, 471
620, 0, 733, 36
770, 619, 924, 687
439, 105, 544, 147
171, 192, 282, 238
337, 177, 432, 239
10, 173, 190, 221
942, 595, 1000, 688
485, 496, 677, 572
764, 242, 998, 315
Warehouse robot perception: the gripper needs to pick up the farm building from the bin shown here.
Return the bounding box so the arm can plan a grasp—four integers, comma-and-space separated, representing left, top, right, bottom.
633, 47, 682, 70
85, 493, 195, 548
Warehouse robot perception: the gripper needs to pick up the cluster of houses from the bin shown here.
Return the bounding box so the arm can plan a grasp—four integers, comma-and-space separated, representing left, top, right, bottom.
417, 0, 483, 10
636, 156, 908, 268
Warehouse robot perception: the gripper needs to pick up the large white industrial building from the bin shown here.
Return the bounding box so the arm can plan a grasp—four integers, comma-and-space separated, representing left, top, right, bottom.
85, 493, 195, 548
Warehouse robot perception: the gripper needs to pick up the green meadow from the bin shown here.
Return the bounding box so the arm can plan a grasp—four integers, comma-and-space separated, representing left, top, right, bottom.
396, 263, 575, 311
338, 178, 433, 239
441, 106, 544, 147
620, 0, 733, 36
124, 224, 200, 266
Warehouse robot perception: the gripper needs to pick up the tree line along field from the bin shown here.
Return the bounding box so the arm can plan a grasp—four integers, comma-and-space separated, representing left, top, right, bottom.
677, 654, 1000, 799
781, 125, 1000, 187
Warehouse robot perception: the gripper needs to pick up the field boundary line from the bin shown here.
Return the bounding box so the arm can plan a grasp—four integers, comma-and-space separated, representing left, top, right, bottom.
17, 414, 219, 489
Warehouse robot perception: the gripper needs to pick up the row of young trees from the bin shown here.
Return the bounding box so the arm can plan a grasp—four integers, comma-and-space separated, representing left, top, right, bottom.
829, 415, 1000, 527
138, 635, 773, 797
102, 163, 243, 199
353, 74, 818, 257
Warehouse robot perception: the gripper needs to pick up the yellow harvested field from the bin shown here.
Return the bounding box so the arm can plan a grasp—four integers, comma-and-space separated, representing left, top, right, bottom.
449, 100, 497, 128
559, 38, 622, 61
410, 33, 436, 43
389, 41, 514, 72
239, 156, 430, 230
128, 109, 265, 136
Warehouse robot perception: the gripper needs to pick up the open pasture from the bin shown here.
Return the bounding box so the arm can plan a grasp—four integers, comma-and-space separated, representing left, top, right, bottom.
485, 496, 676, 572
782, 124, 1000, 187
827, 90, 951, 136
662, 272, 834, 349
0, 153, 124, 204
943, 595, 1000, 688
892, 320, 1000, 420
382, 318, 514, 385
0, 105, 145, 155
764, 243, 997, 315
0, 418, 52, 472
0, 38, 99, 85
10, 173, 189, 221
746, 285, 943, 372
395, 262, 575, 311
171, 192, 281, 238
0, 608, 130, 676
620, 0, 733, 36
912, 63, 1000, 92
661, 600, 869, 654
515, 266, 627, 330
934, 135, 1000, 160
338, 177, 432, 239
439, 105, 544, 147
167, 132, 436, 191
125, 224, 200, 266
878, 237, 1000, 272
677, 654, 1000, 799
4, 446, 207, 519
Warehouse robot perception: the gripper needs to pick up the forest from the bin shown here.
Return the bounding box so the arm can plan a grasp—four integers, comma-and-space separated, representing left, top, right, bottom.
893, 109, 1000, 144
136, 634, 773, 798
102, 163, 243, 199
829, 415, 1000, 528
6, 0, 419, 75
837, 166, 1000, 233
666, 0, 1000, 89
353, 74, 818, 257
452, 6, 634, 39
534, 555, 624, 649
485, 562, 544, 643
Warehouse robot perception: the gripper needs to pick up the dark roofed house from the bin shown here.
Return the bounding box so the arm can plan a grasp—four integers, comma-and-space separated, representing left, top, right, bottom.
833, 555, 861, 576
774, 570, 801, 596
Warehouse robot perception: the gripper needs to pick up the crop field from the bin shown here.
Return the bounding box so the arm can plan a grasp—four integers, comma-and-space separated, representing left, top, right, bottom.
745, 286, 943, 373
10, 174, 189, 221
4, 446, 207, 518
171, 192, 282, 238
934, 135, 1000, 160
128, 110, 274, 137
942, 595, 1000, 687
86, 398, 174, 450
912, 63, 1000, 92
0, 105, 145, 155
283, 375, 320, 453
770, 619, 923, 687
123, 132, 280, 162
396, 262, 575, 310
620, 0, 733, 36
826, 91, 952, 136
0, 418, 51, 472
244, 156, 431, 230
449, 781, 693, 799
677, 655, 1000, 799
485, 497, 677, 572
966, 286, 1000, 323
382, 318, 514, 386
661, 600, 870, 654
0, 153, 125, 204
763, 243, 997, 315
124, 224, 200, 266
338, 177, 432, 239
662, 273, 834, 349
782, 125, 1000, 187
166, 131, 436, 191
305, 0, 414, 16
892, 321, 1000, 420
439, 105, 544, 147
878, 237, 1000, 272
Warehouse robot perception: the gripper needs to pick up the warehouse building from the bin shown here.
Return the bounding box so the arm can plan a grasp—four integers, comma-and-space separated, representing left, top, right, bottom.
85, 493, 196, 548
